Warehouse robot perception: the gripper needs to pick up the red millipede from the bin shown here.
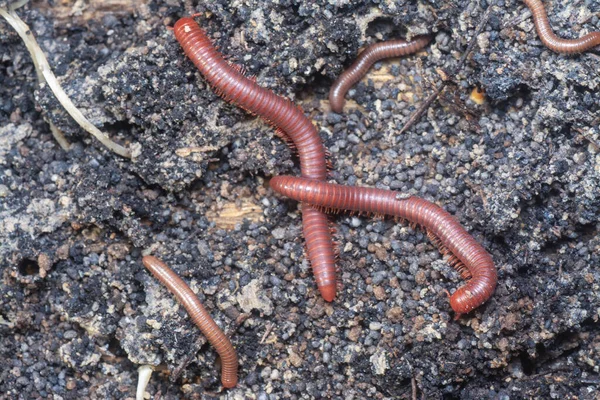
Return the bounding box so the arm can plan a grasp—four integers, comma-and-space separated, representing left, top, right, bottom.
522, 0, 600, 53
142, 256, 238, 388
269, 176, 497, 317
173, 17, 339, 301
329, 36, 432, 113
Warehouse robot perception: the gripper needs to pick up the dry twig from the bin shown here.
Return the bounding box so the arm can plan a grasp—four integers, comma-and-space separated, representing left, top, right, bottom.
0, 3, 131, 157
397, 6, 492, 136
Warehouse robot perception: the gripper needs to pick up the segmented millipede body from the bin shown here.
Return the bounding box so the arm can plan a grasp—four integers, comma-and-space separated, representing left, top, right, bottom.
329, 36, 432, 113
270, 176, 497, 316
142, 256, 238, 388
173, 17, 338, 301
522, 0, 600, 53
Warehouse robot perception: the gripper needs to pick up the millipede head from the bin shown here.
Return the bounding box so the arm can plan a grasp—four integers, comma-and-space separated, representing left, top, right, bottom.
449, 287, 478, 315
173, 16, 198, 32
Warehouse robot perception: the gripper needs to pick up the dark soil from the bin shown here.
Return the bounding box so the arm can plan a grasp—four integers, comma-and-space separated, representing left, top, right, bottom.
1, 0, 599, 399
